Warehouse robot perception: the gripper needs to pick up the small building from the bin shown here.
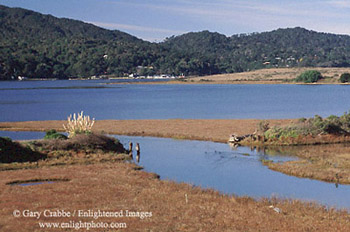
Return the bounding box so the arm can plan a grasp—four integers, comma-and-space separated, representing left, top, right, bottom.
18, 76, 28, 81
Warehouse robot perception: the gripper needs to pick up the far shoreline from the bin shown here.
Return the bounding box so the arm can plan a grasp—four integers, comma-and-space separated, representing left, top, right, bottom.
4, 67, 350, 85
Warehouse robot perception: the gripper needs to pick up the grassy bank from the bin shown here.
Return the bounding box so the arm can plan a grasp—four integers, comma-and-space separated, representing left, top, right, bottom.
234, 114, 350, 185
1, 162, 350, 231
0, 133, 129, 171
262, 144, 350, 185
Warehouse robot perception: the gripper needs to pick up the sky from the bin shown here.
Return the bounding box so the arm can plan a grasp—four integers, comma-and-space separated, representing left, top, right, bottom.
1, 0, 350, 42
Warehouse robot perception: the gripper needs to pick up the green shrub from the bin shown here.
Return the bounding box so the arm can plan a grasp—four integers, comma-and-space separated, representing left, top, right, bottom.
264, 126, 300, 139
340, 111, 350, 132
263, 112, 350, 140
299, 115, 345, 135
340, 73, 350, 83
44, 129, 68, 140
295, 70, 323, 83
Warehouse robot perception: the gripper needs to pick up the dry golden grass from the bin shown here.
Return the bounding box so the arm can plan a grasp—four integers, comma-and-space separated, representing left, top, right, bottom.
0, 149, 130, 171
265, 144, 350, 185
187, 67, 350, 84
1, 162, 350, 231
0, 119, 294, 143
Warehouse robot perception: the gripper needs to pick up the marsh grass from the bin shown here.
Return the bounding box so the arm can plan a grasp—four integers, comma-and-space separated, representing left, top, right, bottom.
263, 144, 350, 184
1, 162, 350, 231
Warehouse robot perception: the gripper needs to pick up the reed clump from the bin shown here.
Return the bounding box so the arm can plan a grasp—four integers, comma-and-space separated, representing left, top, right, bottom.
63, 111, 95, 138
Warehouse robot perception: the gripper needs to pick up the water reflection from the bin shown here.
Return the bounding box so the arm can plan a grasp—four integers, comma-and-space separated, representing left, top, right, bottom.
135, 143, 141, 163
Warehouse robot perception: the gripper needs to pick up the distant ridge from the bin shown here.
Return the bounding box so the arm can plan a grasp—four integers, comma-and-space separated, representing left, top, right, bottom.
0, 5, 141, 42
1, 4, 350, 80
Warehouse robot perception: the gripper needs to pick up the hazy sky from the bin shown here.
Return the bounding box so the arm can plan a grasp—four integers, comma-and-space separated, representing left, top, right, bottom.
1, 0, 350, 42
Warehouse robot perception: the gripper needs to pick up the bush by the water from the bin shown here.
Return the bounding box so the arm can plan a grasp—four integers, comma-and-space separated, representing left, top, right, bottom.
263, 112, 350, 140
44, 129, 68, 140
340, 73, 350, 83
0, 137, 46, 163
33, 133, 126, 153
295, 70, 323, 83
264, 126, 301, 139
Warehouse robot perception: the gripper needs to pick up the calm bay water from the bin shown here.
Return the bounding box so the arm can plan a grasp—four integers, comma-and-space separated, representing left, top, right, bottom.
1, 80, 350, 122
115, 135, 350, 209
2, 80, 350, 209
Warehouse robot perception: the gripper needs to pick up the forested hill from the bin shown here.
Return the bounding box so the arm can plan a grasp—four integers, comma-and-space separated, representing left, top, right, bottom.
1, 4, 350, 80
163, 28, 350, 73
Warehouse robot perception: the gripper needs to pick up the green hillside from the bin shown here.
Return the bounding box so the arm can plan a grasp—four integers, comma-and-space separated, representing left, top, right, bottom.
0, 5, 158, 79
164, 28, 350, 73
1, 4, 350, 80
